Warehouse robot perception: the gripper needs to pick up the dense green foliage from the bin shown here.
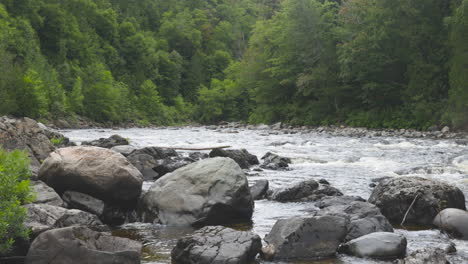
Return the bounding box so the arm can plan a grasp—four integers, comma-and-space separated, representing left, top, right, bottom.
0, 0, 466, 129
0, 147, 34, 254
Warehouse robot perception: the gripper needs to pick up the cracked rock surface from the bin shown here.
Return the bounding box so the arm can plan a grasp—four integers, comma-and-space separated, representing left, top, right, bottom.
368, 176, 465, 226
171, 226, 262, 264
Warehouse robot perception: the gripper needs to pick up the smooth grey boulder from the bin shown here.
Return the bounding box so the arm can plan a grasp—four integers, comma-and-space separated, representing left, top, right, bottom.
31, 181, 63, 207
209, 148, 259, 169
25, 226, 142, 264
171, 226, 262, 264
38, 146, 143, 205
62, 191, 105, 217
260, 152, 291, 170
368, 177, 465, 226
318, 199, 394, 241
250, 180, 269, 200
81, 134, 128, 148
24, 204, 102, 237
395, 248, 449, 264
433, 208, 468, 239
111, 145, 137, 156
338, 232, 407, 259
141, 157, 254, 226
264, 215, 348, 260
270, 180, 319, 202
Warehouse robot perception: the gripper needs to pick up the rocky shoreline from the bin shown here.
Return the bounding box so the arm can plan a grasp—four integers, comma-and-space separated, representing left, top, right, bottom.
1, 116, 468, 264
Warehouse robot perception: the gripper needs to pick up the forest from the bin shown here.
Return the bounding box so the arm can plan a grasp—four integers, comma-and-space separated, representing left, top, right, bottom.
0, 0, 466, 129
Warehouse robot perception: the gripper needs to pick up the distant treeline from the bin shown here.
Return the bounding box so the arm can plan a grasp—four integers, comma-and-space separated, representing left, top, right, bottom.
0, 0, 467, 129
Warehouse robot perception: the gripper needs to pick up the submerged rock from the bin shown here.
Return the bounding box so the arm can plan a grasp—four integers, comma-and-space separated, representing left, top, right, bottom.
433, 208, 468, 239
260, 152, 291, 170
395, 248, 449, 264
25, 226, 142, 264
81, 134, 128, 148
250, 180, 269, 200
368, 176, 465, 226
264, 215, 348, 260
39, 146, 143, 205
338, 232, 407, 259
141, 157, 254, 226
209, 148, 259, 169
171, 226, 262, 264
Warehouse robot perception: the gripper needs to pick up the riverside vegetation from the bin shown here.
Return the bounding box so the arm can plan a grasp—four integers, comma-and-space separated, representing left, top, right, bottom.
0, 0, 467, 129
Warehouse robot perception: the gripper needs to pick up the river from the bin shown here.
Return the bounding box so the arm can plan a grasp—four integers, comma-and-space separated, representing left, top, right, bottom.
62, 126, 468, 263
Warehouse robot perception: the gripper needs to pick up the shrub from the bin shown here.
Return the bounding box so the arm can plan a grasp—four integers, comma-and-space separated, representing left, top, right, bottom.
0, 147, 34, 255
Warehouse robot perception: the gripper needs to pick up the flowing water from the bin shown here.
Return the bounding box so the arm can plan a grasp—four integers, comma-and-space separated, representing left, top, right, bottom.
62, 127, 468, 263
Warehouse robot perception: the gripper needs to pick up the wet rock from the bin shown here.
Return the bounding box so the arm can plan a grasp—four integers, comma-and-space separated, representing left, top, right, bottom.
368, 176, 465, 226
188, 152, 209, 161
209, 148, 259, 169
318, 198, 394, 241
319, 179, 330, 185
271, 180, 342, 202
39, 146, 143, 205
31, 181, 63, 207
171, 226, 262, 264
0, 116, 68, 172
101, 205, 128, 226
316, 196, 366, 208
264, 215, 348, 260
141, 157, 254, 226
299, 184, 343, 202
126, 152, 159, 180
260, 152, 291, 170
338, 232, 406, 259
25, 226, 142, 264
250, 180, 269, 200
111, 145, 137, 156
24, 204, 102, 238
130, 147, 178, 160
153, 158, 192, 178
433, 208, 468, 239
395, 248, 449, 264
81, 134, 128, 148
62, 191, 105, 217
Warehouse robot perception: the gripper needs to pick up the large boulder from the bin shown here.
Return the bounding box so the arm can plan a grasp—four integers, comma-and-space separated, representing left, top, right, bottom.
81, 134, 128, 148
24, 204, 102, 238
368, 177, 465, 226
338, 232, 407, 259
0, 117, 70, 174
31, 181, 64, 207
171, 226, 262, 264
38, 146, 143, 205
209, 148, 259, 169
433, 208, 468, 239
25, 226, 142, 264
260, 152, 291, 170
395, 248, 449, 264
62, 191, 105, 217
318, 197, 394, 241
264, 215, 348, 260
141, 157, 254, 226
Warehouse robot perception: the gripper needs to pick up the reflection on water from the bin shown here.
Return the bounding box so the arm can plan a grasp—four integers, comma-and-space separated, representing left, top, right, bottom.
63, 127, 468, 263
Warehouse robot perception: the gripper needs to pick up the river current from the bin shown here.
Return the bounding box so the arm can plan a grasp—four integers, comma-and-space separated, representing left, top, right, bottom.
62, 126, 468, 263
